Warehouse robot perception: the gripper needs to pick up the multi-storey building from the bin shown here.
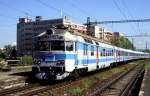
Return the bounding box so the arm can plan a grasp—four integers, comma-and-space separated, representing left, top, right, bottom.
88, 25, 113, 43
17, 16, 86, 56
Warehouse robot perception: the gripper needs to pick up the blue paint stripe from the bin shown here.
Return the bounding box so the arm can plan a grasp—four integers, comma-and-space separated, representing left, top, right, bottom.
38, 53, 76, 60
77, 58, 116, 65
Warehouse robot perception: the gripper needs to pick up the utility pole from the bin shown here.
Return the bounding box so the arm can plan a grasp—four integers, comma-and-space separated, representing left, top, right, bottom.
131, 38, 134, 50
146, 41, 148, 50
86, 17, 91, 36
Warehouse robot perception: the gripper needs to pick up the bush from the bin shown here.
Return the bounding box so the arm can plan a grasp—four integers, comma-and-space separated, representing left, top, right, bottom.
20, 55, 33, 65
0, 52, 6, 59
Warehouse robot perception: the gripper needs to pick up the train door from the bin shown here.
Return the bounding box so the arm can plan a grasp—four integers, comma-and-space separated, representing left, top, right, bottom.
96, 46, 99, 68
83, 44, 88, 66
116, 50, 119, 62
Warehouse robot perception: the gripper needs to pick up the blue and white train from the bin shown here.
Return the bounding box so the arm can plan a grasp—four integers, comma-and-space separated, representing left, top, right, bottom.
32, 28, 149, 80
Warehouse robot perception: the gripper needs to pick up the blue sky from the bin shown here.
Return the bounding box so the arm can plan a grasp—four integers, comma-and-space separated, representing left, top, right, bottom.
0, 0, 150, 49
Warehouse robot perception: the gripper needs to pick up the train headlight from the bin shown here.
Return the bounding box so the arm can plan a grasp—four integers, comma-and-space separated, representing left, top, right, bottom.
56, 61, 64, 65
37, 60, 41, 64
34, 59, 41, 65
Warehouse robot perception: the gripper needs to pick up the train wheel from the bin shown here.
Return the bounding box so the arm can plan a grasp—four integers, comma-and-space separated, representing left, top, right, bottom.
70, 69, 80, 80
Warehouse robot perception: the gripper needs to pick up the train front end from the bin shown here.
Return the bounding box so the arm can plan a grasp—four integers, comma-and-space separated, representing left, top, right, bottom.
32, 29, 76, 80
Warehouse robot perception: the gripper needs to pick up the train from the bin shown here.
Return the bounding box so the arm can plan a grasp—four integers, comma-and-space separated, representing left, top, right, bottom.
32, 27, 149, 80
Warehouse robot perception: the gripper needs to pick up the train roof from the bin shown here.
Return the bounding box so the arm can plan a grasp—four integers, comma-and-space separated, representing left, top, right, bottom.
37, 29, 148, 55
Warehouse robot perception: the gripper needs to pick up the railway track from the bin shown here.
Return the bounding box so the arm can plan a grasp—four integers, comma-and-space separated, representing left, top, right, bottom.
0, 77, 27, 91
0, 62, 144, 96
16, 64, 136, 96
87, 64, 144, 96
15, 80, 76, 96
0, 83, 41, 96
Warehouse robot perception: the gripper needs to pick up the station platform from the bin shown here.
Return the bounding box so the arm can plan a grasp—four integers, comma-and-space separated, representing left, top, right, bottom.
139, 69, 150, 96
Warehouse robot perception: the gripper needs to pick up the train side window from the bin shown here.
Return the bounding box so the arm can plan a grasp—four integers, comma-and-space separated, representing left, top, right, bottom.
112, 50, 114, 56
103, 49, 106, 56
100, 49, 103, 56
109, 50, 111, 56
107, 51, 109, 56
91, 46, 94, 56
84, 44, 88, 55
66, 41, 73, 51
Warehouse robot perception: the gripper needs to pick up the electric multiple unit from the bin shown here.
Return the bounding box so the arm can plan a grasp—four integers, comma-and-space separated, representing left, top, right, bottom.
32, 28, 149, 80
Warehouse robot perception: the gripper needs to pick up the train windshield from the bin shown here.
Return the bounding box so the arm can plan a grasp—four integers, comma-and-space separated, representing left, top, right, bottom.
37, 40, 73, 51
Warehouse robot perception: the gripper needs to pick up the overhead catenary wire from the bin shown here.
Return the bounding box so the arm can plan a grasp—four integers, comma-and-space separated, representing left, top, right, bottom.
121, 0, 141, 33
0, 13, 18, 20
35, 0, 83, 23
0, 1, 35, 17
65, 0, 91, 17
64, 0, 106, 27
112, 0, 137, 34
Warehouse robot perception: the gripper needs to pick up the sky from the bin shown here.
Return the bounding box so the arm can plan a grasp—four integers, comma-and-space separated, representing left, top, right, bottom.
0, 0, 150, 49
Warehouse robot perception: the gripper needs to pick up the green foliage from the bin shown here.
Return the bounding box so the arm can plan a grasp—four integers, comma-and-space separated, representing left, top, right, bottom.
20, 55, 33, 65
81, 78, 93, 88
16, 66, 32, 72
0, 50, 6, 59
112, 36, 135, 50
144, 50, 150, 53
0, 52, 6, 59
66, 87, 83, 95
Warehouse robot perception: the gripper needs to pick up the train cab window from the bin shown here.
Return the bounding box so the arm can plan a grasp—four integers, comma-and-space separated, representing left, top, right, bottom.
38, 40, 65, 51
66, 41, 73, 51
51, 41, 65, 51
91, 46, 94, 56
38, 41, 49, 51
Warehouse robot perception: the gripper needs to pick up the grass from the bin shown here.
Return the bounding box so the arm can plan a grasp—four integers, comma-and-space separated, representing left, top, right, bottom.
66, 87, 83, 95
65, 65, 129, 95
143, 59, 150, 69
15, 66, 32, 72
145, 64, 150, 69
133, 59, 150, 69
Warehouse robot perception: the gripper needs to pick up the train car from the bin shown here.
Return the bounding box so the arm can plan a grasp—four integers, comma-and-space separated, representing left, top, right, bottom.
32, 28, 149, 80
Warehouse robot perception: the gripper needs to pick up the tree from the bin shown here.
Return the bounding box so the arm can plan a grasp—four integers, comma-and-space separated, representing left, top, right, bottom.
10, 46, 17, 59
4, 45, 17, 59
0, 50, 6, 59
20, 55, 33, 65
112, 36, 135, 50
4, 44, 12, 58
144, 49, 150, 53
